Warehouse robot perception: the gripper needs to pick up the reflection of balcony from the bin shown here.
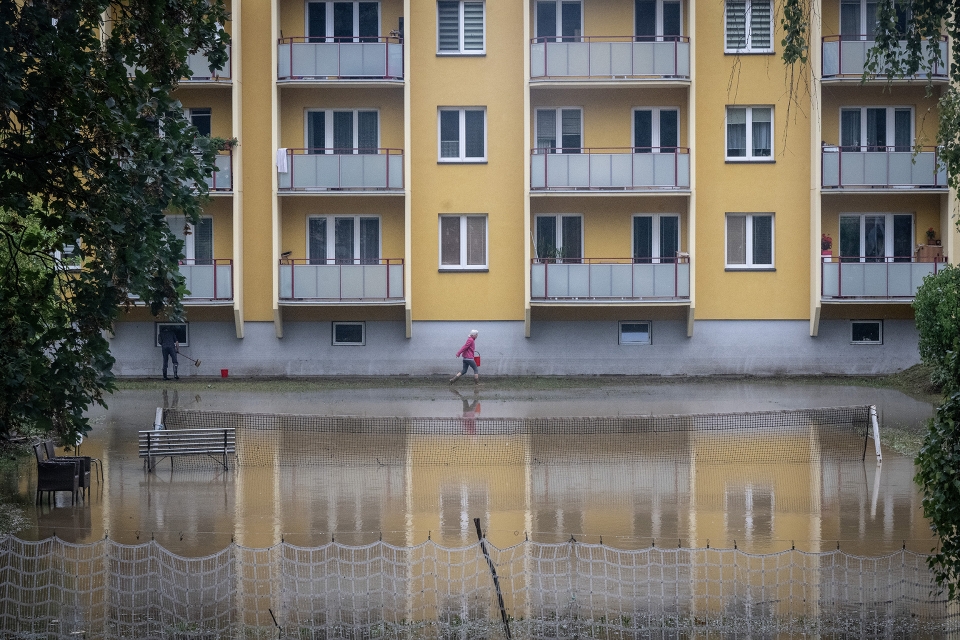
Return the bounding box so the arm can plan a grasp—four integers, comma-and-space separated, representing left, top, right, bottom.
183, 45, 232, 81
530, 36, 690, 81
821, 147, 946, 189
821, 256, 946, 300
279, 259, 404, 302
278, 148, 403, 192
821, 35, 947, 80
277, 37, 403, 81
531, 148, 690, 191
531, 257, 690, 301
181, 259, 233, 302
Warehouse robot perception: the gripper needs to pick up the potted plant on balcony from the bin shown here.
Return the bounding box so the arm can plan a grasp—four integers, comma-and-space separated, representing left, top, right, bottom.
821, 233, 833, 260
927, 227, 938, 245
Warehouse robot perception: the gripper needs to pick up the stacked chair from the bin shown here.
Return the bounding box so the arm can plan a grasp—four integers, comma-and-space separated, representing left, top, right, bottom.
32, 443, 81, 505
43, 441, 100, 500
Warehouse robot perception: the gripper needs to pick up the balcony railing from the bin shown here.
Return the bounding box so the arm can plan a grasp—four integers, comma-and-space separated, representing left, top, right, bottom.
822, 146, 946, 189
278, 37, 403, 80
822, 35, 947, 80
821, 256, 946, 299
181, 259, 233, 301
530, 36, 690, 80
531, 257, 690, 301
278, 148, 403, 192
207, 151, 233, 191
184, 45, 232, 81
531, 147, 690, 191
279, 258, 404, 301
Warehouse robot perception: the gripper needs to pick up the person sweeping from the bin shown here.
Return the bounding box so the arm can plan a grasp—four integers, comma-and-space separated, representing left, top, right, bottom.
450, 329, 480, 385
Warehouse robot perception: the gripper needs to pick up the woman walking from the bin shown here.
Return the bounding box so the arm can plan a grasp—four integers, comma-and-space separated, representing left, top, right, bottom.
450, 329, 480, 385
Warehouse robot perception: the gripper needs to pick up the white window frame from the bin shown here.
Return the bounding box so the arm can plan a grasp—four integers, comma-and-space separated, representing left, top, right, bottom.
439, 214, 488, 270
838, 212, 914, 261
632, 214, 680, 263
438, 107, 487, 162
534, 213, 583, 262
725, 106, 773, 161
332, 321, 366, 345
185, 107, 212, 137
839, 106, 913, 152
167, 215, 214, 261
851, 320, 883, 345
535, 107, 583, 154
724, 0, 773, 54
304, 109, 380, 154
437, 0, 485, 55
632, 107, 680, 153
725, 213, 775, 269
306, 214, 382, 263
619, 321, 652, 345
304, 1, 381, 41
634, 0, 683, 39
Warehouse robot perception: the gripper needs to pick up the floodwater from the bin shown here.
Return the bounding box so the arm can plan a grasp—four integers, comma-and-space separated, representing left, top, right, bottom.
13, 379, 938, 558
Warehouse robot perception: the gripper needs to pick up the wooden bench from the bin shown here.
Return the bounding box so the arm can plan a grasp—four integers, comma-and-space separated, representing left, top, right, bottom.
138, 428, 236, 472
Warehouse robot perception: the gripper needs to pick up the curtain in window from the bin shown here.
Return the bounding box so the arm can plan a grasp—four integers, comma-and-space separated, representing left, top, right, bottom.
440, 111, 460, 158
535, 216, 558, 260
840, 0, 860, 39
359, 218, 379, 264
357, 111, 378, 154
840, 109, 861, 150
308, 2, 327, 41
309, 218, 327, 264
440, 216, 461, 265
167, 215, 188, 252
863, 215, 885, 261
335, 217, 354, 264
333, 112, 353, 154
725, 1, 747, 49
464, 110, 484, 158
726, 215, 747, 264
307, 111, 326, 154
751, 108, 771, 157
865, 1, 879, 37
727, 108, 746, 157
894, 109, 911, 152
195, 218, 213, 265
635, 0, 656, 38
660, 216, 679, 262
866, 108, 886, 151
437, 1, 460, 50
633, 216, 653, 262
463, 3, 484, 50
748, 0, 772, 49
358, 2, 378, 42
466, 216, 486, 265
634, 110, 652, 152
660, 110, 679, 152
561, 109, 581, 153
536, 110, 557, 153
560, 215, 582, 262
752, 215, 772, 265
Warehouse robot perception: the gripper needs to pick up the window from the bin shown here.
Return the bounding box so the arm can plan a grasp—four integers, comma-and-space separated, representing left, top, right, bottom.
840, 0, 909, 40
726, 106, 772, 160
726, 213, 774, 268
840, 107, 912, 152
535, 0, 582, 42
725, 0, 772, 53
633, 108, 678, 153
838, 213, 912, 262
438, 108, 486, 162
437, 1, 484, 54
535, 214, 582, 262
851, 320, 883, 344
620, 321, 652, 345
307, 1, 379, 42
633, 214, 679, 263
635, 0, 681, 39
167, 215, 213, 264
155, 322, 189, 348
333, 321, 366, 345
306, 110, 379, 154
186, 108, 211, 137
308, 215, 380, 264
439, 215, 487, 269
535, 108, 582, 154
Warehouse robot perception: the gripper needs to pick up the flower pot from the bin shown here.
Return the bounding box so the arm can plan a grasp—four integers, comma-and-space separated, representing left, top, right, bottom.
821, 250, 832, 261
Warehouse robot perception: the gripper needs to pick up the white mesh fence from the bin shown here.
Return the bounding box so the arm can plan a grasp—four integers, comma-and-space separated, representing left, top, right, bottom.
0, 536, 956, 638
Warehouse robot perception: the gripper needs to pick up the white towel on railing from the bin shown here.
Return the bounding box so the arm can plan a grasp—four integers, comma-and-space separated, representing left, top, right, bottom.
276, 148, 288, 173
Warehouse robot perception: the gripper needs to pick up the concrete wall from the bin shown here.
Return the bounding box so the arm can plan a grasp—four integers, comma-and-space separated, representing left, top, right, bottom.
109, 318, 919, 377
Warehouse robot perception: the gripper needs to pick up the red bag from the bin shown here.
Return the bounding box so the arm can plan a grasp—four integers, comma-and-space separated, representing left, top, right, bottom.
474, 352, 481, 366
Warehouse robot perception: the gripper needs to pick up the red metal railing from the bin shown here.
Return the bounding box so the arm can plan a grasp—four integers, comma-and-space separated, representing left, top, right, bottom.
820, 145, 946, 188
279, 258, 404, 301
531, 146, 690, 190
530, 256, 690, 300
821, 254, 947, 299
179, 258, 233, 301
279, 148, 403, 191
530, 35, 690, 79
821, 34, 947, 79
277, 36, 403, 80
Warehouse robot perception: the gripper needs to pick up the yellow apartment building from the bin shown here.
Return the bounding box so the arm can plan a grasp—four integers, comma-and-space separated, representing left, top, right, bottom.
109, 0, 957, 376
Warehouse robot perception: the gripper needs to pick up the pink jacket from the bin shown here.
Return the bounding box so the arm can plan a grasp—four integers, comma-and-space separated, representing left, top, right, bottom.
456, 336, 476, 359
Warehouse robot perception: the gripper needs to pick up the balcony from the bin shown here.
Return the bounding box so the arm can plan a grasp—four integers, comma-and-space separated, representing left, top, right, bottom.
821, 256, 946, 300
821, 36, 947, 80
207, 152, 233, 192
181, 259, 233, 302
821, 147, 946, 189
279, 259, 404, 302
531, 257, 690, 302
278, 37, 403, 82
530, 36, 690, 82
531, 148, 690, 192
183, 45, 232, 82
278, 148, 403, 192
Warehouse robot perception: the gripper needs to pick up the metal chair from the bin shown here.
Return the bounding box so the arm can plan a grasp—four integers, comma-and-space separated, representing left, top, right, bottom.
33, 443, 80, 505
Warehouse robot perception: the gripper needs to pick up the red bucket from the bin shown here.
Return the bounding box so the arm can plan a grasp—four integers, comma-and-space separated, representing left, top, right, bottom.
221, 369, 229, 378
474, 354, 481, 366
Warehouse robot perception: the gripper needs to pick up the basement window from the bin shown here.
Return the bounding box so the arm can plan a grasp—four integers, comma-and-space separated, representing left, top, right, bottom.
851, 320, 882, 345
333, 322, 365, 346
619, 321, 652, 345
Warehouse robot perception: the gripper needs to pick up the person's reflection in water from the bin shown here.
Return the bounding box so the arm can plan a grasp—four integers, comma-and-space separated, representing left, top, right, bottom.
451, 388, 481, 435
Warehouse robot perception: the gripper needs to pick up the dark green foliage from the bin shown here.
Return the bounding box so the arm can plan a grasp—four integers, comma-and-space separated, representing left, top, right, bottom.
0, 0, 229, 443
913, 265, 960, 390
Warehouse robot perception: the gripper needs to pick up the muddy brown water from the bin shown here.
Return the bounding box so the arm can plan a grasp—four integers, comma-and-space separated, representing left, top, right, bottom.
14, 380, 937, 558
